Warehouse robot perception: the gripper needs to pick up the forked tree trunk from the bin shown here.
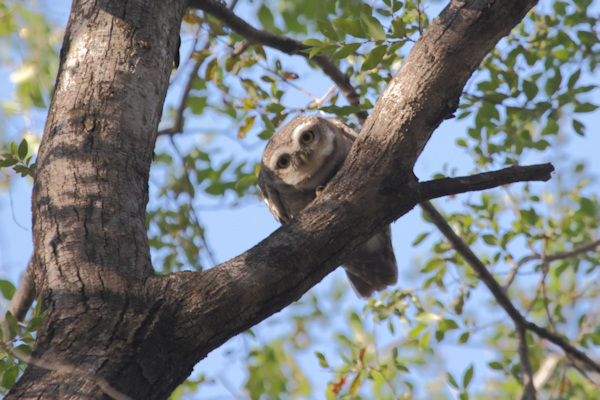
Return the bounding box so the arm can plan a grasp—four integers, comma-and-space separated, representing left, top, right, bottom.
7, 0, 538, 398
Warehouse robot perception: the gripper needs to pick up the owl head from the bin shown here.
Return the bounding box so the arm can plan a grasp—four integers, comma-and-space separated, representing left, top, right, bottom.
259, 115, 354, 191
258, 116, 398, 296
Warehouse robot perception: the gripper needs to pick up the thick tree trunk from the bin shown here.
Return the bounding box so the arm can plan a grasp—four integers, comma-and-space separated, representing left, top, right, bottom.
8, 0, 540, 399
7, 0, 186, 398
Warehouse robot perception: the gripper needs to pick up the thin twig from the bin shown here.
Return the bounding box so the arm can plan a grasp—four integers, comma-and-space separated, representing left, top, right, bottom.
517, 324, 536, 400
524, 321, 600, 374
158, 42, 207, 136
188, 0, 368, 124
168, 137, 218, 268
502, 238, 600, 290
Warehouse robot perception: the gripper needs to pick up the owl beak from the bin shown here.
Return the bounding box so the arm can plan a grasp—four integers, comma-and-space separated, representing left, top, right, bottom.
298, 154, 310, 165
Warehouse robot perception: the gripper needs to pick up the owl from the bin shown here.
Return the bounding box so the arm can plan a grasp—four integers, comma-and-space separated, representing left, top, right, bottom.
258, 115, 398, 297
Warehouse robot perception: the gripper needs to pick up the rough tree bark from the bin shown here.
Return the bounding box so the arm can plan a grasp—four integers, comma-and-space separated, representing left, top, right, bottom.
7, 0, 542, 398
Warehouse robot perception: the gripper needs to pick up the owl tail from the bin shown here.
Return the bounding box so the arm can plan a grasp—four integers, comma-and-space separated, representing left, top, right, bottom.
342, 227, 398, 298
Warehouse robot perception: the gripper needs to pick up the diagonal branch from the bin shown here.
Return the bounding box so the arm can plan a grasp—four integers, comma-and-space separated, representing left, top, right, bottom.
188, 0, 368, 123
6, 258, 36, 322
420, 200, 600, 381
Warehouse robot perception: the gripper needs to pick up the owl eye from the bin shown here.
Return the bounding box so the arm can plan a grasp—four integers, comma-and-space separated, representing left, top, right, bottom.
276, 155, 290, 169
300, 131, 314, 144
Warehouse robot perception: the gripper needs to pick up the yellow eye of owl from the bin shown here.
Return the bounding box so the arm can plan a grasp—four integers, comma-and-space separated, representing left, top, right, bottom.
277, 155, 290, 169
300, 131, 314, 144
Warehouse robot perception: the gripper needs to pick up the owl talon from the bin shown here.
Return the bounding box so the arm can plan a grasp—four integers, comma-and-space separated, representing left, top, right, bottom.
315, 185, 325, 196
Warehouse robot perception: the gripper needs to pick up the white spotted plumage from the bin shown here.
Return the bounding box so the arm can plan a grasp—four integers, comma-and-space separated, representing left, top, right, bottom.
258, 116, 398, 297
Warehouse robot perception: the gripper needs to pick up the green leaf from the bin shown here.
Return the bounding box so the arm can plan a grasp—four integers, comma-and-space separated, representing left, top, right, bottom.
552, 48, 570, 61
416, 312, 441, 323
349, 371, 362, 395
409, 324, 427, 338
331, 43, 361, 60
257, 5, 275, 31
370, 369, 386, 387
27, 315, 44, 332
567, 70, 581, 89
574, 102, 598, 113
573, 119, 585, 136
302, 38, 323, 47
577, 30, 597, 46
418, 330, 430, 348
15, 343, 32, 356
482, 234, 498, 246
579, 197, 596, 216
545, 70, 562, 96
315, 352, 329, 368
463, 364, 474, 388
488, 361, 504, 370
317, 20, 339, 41
360, 14, 387, 40
333, 18, 366, 39
265, 103, 285, 114
522, 79, 538, 101
1, 365, 18, 389
479, 101, 500, 122
361, 45, 387, 71
447, 372, 459, 389
187, 96, 207, 114
0, 280, 16, 300
412, 232, 429, 246
18, 139, 28, 160
204, 58, 217, 81
4, 311, 18, 339
0, 158, 19, 167
391, 17, 406, 38
439, 318, 459, 331
238, 116, 256, 139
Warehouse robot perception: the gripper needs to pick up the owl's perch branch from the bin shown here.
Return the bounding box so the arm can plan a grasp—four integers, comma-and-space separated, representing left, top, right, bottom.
188, 0, 368, 123
145, 0, 543, 370
418, 163, 554, 201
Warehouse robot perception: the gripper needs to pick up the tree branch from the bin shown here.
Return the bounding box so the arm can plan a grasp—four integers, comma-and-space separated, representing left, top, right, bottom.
418, 164, 554, 201
188, 0, 368, 123
517, 324, 537, 400
150, 0, 545, 370
420, 201, 600, 378
502, 238, 600, 290
158, 43, 206, 136
526, 321, 600, 374
6, 258, 36, 322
